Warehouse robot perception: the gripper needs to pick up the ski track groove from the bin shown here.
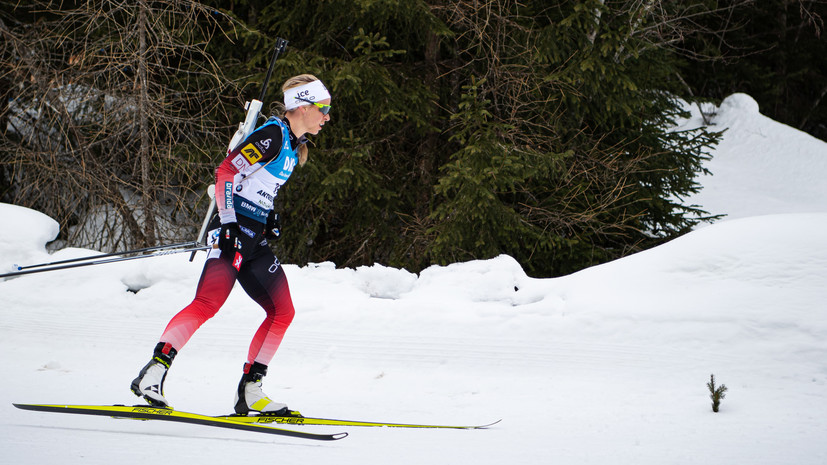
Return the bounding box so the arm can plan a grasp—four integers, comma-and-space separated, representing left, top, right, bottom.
2, 309, 740, 374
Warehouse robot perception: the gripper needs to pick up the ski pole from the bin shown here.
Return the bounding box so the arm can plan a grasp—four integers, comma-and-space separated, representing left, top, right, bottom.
1, 244, 209, 279
12, 241, 202, 272
190, 37, 289, 262
259, 37, 289, 103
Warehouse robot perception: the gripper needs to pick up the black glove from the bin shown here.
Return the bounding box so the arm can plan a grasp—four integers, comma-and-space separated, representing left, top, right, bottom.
265, 211, 282, 240
218, 222, 242, 256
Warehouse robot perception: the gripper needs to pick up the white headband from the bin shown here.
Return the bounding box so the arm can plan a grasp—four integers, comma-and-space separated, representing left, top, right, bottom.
283, 80, 331, 111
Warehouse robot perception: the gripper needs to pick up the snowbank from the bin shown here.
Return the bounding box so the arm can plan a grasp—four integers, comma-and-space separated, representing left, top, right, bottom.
2, 93, 827, 465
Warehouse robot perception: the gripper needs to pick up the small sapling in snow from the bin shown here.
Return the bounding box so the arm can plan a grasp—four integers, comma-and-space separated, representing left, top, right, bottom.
707, 374, 728, 412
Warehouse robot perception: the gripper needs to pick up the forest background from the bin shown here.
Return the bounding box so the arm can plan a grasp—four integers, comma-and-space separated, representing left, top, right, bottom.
1, 0, 825, 277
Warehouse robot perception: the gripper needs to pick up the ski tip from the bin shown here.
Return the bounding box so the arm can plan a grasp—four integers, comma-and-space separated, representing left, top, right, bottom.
472, 419, 502, 429
13, 403, 41, 410
331, 432, 349, 440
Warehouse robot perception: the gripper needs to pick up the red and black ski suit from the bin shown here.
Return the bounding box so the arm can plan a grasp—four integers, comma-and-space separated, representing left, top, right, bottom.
158, 116, 301, 368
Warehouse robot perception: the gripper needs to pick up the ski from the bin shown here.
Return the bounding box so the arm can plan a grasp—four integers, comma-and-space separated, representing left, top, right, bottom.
216, 413, 501, 429
12, 403, 347, 441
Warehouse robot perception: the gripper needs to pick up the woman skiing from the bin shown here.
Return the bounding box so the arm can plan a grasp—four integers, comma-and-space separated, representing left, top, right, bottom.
131, 74, 332, 416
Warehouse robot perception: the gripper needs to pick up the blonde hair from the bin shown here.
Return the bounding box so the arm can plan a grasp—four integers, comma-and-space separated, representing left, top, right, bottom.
281, 74, 322, 166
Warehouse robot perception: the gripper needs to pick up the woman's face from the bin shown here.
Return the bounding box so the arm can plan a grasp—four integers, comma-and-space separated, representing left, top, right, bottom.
301, 98, 331, 135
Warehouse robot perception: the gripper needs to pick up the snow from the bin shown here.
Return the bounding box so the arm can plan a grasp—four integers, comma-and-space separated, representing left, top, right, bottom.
675, 93, 827, 220
2, 94, 827, 464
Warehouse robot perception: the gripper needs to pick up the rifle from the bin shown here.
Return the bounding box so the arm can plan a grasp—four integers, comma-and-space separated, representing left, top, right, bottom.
189, 38, 289, 261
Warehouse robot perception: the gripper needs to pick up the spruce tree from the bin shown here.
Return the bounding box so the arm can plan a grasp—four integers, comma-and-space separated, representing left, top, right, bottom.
204, 0, 724, 276
4, 0, 733, 275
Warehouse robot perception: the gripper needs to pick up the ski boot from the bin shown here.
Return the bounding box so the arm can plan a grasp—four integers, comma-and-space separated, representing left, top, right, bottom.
131, 342, 177, 407
234, 362, 301, 417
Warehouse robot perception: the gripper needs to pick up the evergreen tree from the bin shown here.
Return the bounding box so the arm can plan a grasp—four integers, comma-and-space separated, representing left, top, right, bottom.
207, 0, 450, 267
200, 0, 725, 276
5, 0, 738, 276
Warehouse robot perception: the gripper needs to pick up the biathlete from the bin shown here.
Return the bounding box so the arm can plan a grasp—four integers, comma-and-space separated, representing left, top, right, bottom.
131, 74, 332, 416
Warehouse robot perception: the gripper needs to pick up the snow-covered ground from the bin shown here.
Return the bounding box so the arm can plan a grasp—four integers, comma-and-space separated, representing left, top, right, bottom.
2, 93, 826, 464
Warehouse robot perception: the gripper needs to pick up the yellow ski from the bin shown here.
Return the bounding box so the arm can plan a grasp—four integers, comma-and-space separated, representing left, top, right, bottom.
216, 413, 501, 429
13, 403, 347, 440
